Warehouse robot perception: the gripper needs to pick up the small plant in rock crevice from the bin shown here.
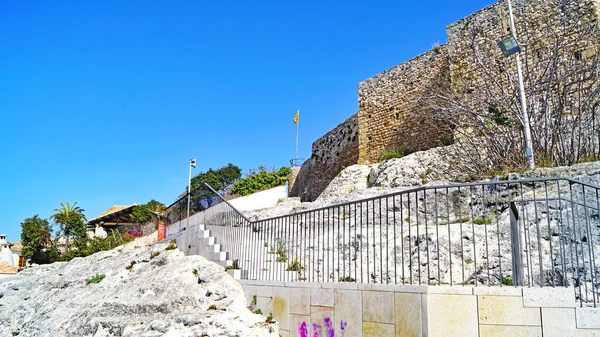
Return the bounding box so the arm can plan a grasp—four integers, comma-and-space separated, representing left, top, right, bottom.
208, 304, 218, 310
286, 257, 303, 271
251, 295, 257, 306
165, 239, 177, 251
86, 273, 106, 285
192, 269, 198, 275
253, 308, 263, 315
125, 260, 137, 271
266, 312, 275, 323
150, 251, 160, 259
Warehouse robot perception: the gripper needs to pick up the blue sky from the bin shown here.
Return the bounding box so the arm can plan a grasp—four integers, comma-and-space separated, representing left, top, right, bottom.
0, 0, 496, 240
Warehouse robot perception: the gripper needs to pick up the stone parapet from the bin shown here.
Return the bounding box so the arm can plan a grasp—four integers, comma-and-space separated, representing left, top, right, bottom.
241, 281, 600, 337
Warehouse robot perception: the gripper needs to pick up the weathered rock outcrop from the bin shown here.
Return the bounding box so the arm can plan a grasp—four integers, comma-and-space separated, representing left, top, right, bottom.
0, 235, 278, 337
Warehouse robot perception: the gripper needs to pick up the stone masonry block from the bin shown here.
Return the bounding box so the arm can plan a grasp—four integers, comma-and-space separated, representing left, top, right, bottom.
290, 287, 311, 315
243, 285, 257, 306
362, 322, 395, 337
256, 295, 273, 316
335, 290, 362, 337
311, 288, 334, 307
272, 287, 290, 331
523, 287, 577, 308
478, 296, 541, 326
395, 293, 422, 337
310, 306, 335, 335
362, 291, 395, 324
479, 325, 542, 337
426, 294, 478, 337
256, 285, 273, 298
541, 308, 578, 337
576, 307, 600, 329
290, 314, 311, 337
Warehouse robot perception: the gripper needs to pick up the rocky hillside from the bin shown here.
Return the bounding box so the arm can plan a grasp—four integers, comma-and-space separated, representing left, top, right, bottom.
0, 235, 278, 337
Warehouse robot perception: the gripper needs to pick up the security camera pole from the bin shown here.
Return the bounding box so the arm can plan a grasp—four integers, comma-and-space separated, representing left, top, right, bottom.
507, 0, 535, 169
187, 158, 196, 229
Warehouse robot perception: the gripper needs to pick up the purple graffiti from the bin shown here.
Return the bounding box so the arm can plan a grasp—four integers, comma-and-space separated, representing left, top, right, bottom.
324, 318, 335, 337
298, 318, 348, 337
299, 322, 309, 337
312, 324, 322, 337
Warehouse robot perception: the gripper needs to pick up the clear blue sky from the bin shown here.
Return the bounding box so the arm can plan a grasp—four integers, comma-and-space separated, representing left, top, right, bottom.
0, 0, 496, 240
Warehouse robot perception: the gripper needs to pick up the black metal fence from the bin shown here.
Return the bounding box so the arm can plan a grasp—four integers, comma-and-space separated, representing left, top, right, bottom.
164, 178, 599, 307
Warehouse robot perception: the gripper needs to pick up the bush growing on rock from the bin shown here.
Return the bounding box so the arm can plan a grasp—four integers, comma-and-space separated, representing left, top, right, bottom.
231, 166, 291, 196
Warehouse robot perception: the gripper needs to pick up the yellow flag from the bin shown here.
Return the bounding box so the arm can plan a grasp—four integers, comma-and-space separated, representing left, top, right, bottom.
293, 110, 299, 124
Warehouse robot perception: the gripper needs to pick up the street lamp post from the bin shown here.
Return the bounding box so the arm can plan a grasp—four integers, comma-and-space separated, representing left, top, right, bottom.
501, 0, 535, 169
187, 158, 196, 230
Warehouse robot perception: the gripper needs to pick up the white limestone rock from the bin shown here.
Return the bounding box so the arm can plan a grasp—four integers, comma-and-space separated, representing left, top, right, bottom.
0, 234, 278, 337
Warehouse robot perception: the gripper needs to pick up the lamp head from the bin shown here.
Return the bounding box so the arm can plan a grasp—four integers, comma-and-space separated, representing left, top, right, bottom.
498, 36, 521, 57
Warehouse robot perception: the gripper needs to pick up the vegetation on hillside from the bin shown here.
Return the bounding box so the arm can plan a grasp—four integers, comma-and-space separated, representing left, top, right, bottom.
130, 199, 166, 224
20, 215, 59, 264
231, 166, 291, 196
187, 163, 242, 210
50, 201, 87, 253
20, 198, 163, 264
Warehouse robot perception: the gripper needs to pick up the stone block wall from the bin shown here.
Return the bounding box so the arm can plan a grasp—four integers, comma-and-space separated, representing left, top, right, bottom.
357, 47, 454, 164
293, 0, 600, 196
241, 280, 600, 337
290, 114, 358, 201
355, 0, 600, 164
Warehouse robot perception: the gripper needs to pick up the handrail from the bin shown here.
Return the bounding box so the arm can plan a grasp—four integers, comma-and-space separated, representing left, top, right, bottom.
254, 176, 600, 223
202, 182, 252, 223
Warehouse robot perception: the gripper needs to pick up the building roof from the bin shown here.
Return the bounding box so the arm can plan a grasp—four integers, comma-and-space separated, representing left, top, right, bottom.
87, 204, 138, 226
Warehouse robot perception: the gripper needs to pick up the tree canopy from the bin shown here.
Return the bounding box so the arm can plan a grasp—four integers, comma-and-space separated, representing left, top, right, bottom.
188, 163, 242, 210
20, 215, 58, 263
50, 201, 87, 252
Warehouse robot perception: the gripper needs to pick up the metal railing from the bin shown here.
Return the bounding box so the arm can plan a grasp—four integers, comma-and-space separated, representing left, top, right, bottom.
164, 177, 599, 307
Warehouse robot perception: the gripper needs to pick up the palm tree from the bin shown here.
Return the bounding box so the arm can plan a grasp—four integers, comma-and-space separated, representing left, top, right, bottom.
51, 201, 86, 252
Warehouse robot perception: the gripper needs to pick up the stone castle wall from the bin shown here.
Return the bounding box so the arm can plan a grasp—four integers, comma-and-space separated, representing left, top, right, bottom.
357, 46, 453, 164
290, 114, 358, 201
293, 0, 600, 198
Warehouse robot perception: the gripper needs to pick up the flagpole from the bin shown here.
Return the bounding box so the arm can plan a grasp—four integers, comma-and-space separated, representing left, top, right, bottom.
295, 109, 299, 164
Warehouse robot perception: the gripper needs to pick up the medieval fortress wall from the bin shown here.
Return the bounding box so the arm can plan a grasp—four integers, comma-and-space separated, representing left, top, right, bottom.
291, 0, 600, 201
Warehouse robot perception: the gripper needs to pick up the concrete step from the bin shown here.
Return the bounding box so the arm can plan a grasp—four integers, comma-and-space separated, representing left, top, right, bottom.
227, 269, 242, 280
202, 237, 216, 246
217, 260, 234, 267
199, 230, 211, 239
203, 244, 221, 254
213, 251, 228, 261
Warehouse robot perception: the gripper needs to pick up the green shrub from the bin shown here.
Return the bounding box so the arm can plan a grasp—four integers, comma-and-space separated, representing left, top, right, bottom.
165, 239, 177, 251
224, 265, 237, 271
86, 274, 106, 285
276, 255, 288, 263
379, 145, 414, 161
473, 217, 493, 225
501, 275, 513, 286
286, 257, 303, 271
253, 308, 263, 315
208, 304, 218, 310
252, 295, 257, 306
231, 166, 291, 196
266, 312, 275, 323
192, 269, 198, 275
339, 276, 356, 282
